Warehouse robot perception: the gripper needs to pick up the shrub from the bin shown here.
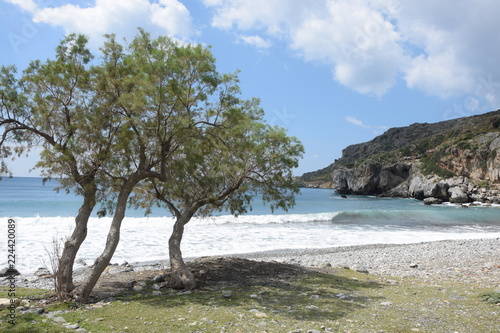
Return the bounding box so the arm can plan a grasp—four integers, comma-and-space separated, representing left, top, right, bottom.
491, 116, 500, 129
481, 292, 500, 304
421, 157, 455, 178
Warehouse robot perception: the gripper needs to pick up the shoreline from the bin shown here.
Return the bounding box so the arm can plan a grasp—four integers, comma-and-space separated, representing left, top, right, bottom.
3, 237, 499, 291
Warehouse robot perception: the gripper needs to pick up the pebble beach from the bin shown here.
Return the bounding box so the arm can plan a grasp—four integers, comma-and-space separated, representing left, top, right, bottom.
5, 238, 499, 291
231, 238, 500, 287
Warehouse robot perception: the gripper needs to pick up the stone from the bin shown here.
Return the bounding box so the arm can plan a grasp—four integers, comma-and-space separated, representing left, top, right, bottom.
153, 274, 166, 283
306, 305, 320, 311
34, 267, 51, 277
0, 298, 20, 310
76, 259, 87, 266
152, 291, 162, 296
0, 267, 20, 277
65, 323, 80, 329
31, 308, 45, 315
482, 262, 496, 270
353, 265, 369, 274
249, 309, 267, 317
423, 197, 442, 205
317, 261, 331, 268
52, 316, 66, 323
107, 266, 134, 274
124, 280, 137, 289
335, 293, 349, 299
449, 185, 470, 203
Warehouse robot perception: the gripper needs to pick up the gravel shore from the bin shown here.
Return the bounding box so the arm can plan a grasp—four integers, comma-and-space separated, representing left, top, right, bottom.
3, 238, 499, 290
229, 237, 500, 288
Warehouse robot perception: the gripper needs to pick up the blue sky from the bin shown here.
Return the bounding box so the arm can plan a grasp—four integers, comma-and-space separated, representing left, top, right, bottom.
1, 0, 500, 177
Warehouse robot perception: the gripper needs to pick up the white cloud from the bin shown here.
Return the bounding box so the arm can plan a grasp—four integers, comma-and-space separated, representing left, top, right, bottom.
405, 51, 475, 98
4, 0, 37, 12
206, 0, 298, 35
238, 35, 271, 49
8, 0, 195, 48
345, 116, 389, 134
344, 116, 369, 128
204, 0, 500, 103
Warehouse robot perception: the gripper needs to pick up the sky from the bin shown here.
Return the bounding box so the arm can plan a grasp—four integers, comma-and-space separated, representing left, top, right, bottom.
1, 0, 500, 177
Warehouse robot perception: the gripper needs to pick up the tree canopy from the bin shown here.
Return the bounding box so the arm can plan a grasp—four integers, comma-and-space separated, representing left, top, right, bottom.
0, 29, 304, 300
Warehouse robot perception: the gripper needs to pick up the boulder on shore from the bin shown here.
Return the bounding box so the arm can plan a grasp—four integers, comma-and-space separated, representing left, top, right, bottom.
448, 185, 471, 203
423, 197, 442, 205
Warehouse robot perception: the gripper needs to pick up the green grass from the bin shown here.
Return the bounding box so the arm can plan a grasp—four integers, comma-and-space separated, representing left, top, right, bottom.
481, 291, 500, 304
0, 286, 69, 332
1, 270, 499, 332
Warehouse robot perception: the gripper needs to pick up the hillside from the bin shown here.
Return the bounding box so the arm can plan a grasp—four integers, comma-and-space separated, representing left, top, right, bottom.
300, 110, 500, 203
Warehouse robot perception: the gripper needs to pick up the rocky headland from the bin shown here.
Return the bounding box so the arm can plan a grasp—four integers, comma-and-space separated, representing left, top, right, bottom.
300, 110, 500, 204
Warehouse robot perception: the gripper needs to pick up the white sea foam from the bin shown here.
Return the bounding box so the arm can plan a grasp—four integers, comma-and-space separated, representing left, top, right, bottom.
2, 214, 500, 275
3, 181, 500, 275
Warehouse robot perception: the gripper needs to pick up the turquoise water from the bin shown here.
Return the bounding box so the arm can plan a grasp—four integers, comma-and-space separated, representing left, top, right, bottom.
1, 177, 499, 273
2, 177, 500, 226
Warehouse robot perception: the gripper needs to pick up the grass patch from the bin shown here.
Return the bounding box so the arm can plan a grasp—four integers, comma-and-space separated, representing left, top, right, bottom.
0, 311, 71, 332
0, 286, 51, 299
0, 287, 67, 332
2, 268, 499, 332
481, 291, 500, 304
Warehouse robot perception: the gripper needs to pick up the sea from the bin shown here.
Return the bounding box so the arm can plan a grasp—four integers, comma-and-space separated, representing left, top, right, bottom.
1, 177, 500, 275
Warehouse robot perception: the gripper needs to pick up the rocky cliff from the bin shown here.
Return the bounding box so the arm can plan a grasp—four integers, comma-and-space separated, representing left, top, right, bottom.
301, 110, 500, 204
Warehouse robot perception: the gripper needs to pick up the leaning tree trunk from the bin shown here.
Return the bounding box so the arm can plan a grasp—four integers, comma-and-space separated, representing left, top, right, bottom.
168, 215, 196, 290
72, 183, 133, 302
56, 181, 97, 300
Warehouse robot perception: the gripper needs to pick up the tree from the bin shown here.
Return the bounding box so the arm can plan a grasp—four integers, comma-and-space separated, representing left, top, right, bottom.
134, 97, 304, 289
71, 30, 245, 301
0, 35, 117, 299
2, 29, 304, 301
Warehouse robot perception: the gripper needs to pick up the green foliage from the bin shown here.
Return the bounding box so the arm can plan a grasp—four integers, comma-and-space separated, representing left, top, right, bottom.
121, 30, 304, 219
300, 164, 334, 182
491, 116, 500, 129
421, 156, 455, 178
399, 146, 412, 157
133, 100, 304, 218
1, 29, 304, 299
488, 148, 498, 160
476, 180, 490, 189
456, 136, 473, 150
481, 292, 500, 304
